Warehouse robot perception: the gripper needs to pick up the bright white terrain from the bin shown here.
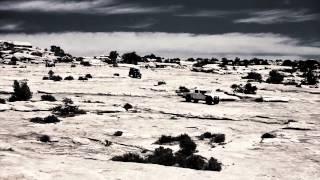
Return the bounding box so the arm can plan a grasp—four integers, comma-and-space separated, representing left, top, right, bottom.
0, 62, 319, 180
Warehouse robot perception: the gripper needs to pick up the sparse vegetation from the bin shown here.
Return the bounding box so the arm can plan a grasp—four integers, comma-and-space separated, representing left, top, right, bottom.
199, 132, 226, 143
112, 133, 222, 171
155, 134, 191, 145
9, 80, 32, 102
242, 72, 262, 82
30, 115, 60, 124
51, 98, 86, 117
112, 153, 145, 163
231, 83, 257, 94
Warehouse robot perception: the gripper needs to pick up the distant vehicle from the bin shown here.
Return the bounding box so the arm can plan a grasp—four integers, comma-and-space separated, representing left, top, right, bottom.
129, 67, 142, 79
182, 89, 220, 105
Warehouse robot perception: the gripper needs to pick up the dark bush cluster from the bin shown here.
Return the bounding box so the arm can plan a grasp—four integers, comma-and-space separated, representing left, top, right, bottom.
0, 98, 5, 104
51, 98, 86, 117
113, 131, 123, 136
193, 58, 218, 67
242, 72, 262, 82
112, 134, 222, 171
154, 134, 191, 145
78, 76, 88, 81
39, 135, 51, 142
123, 103, 133, 111
41, 94, 57, 102
266, 70, 284, 84
80, 61, 91, 66
147, 146, 176, 166
231, 83, 257, 94
157, 81, 166, 86
261, 132, 276, 139
9, 80, 32, 102
43, 70, 62, 81
301, 70, 318, 85
30, 115, 60, 124
122, 52, 142, 65
64, 76, 74, 80
50, 75, 62, 81
199, 132, 226, 143
85, 74, 93, 79
112, 153, 145, 163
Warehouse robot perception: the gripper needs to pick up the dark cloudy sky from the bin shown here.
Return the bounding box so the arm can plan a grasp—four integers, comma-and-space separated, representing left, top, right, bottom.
0, 0, 320, 59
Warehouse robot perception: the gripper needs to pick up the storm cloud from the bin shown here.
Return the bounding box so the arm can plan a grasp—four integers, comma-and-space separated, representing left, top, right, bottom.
0, 0, 319, 58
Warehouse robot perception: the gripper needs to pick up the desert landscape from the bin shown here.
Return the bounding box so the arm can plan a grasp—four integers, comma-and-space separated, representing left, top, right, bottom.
0, 40, 319, 180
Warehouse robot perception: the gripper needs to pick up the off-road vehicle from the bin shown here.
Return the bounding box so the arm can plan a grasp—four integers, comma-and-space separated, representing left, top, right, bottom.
183, 89, 220, 105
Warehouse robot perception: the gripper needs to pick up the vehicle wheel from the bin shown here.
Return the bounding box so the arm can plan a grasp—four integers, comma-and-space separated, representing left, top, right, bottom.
185, 95, 192, 102
206, 96, 213, 105
213, 96, 220, 104
193, 99, 199, 103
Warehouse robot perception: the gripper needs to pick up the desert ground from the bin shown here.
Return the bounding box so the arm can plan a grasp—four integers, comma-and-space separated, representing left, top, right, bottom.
0, 63, 319, 180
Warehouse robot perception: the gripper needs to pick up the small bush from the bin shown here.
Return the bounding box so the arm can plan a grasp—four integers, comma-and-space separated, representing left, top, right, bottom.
111, 153, 145, 163
41, 94, 56, 102
85, 74, 93, 79
266, 70, 284, 84
80, 61, 91, 66
199, 132, 225, 143
181, 155, 207, 170
113, 131, 123, 136
51, 75, 62, 81
301, 70, 318, 85
71, 64, 76, 68
48, 70, 54, 77
147, 146, 176, 166
155, 134, 191, 145
0, 98, 5, 104
9, 80, 32, 102
157, 81, 166, 86
42, 76, 49, 80
30, 115, 60, 124
39, 135, 51, 142
78, 76, 88, 81
206, 157, 222, 171
113, 73, 120, 76
123, 103, 133, 111
242, 72, 262, 82
178, 136, 197, 156
261, 132, 276, 139
210, 134, 225, 143
178, 86, 190, 93
43, 115, 60, 123
64, 76, 74, 80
